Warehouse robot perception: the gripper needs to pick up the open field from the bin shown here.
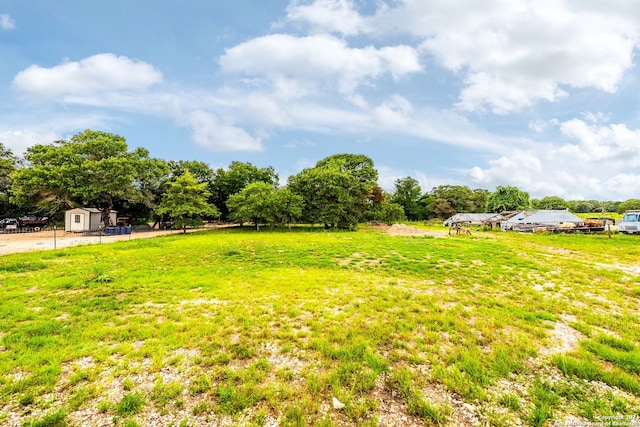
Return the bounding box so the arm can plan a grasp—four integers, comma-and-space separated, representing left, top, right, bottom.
1, 225, 640, 426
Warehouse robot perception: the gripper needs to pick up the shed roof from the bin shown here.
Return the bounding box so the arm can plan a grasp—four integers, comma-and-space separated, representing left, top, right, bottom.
503, 209, 583, 225
447, 213, 502, 222
66, 208, 117, 213
444, 213, 504, 226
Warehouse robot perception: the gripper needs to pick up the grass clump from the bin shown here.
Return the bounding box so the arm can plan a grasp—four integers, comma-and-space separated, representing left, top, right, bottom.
22, 409, 68, 427
115, 391, 145, 416
387, 367, 450, 425
150, 377, 183, 408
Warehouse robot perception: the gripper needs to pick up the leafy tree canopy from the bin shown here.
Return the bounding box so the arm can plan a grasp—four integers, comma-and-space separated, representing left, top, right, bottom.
486, 185, 531, 213
11, 129, 168, 226
532, 196, 568, 210
168, 160, 214, 184
226, 182, 303, 231
618, 199, 640, 214
211, 161, 278, 220
391, 177, 423, 220
156, 171, 218, 232
0, 143, 21, 216
288, 154, 378, 229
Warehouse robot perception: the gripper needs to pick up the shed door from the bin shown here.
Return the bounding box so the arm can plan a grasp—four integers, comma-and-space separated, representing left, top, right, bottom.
71, 213, 85, 231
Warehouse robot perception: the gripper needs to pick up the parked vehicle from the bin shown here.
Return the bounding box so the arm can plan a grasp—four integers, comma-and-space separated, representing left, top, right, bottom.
0, 216, 49, 231
618, 210, 640, 234
0, 218, 20, 230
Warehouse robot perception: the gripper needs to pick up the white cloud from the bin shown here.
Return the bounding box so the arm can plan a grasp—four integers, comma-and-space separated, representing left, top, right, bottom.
285, 0, 366, 35
288, 1, 640, 113
12, 53, 163, 99
529, 118, 560, 133
220, 33, 422, 96
0, 129, 59, 156
466, 117, 640, 200
185, 111, 263, 152
0, 13, 15, 31
373, 95, 413, 128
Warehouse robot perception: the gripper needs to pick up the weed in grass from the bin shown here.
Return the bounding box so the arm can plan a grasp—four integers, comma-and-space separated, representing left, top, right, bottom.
18, 391, 35, 406
482, 407, 514, 427
123, 419, 141, 427
216, 384, 261, 415
498, 393, 521, 411
68, 369, 93, 387
387, 367, 450, 425
457, 353, 492, 387
525, 376, 559, 426
230, 343, 254, 360
408, 398, 450, 426
115, 391, 145, 416
526, 403, 554, 427
122, 378, 135, 391
346, 396, 379, 422
97, 400, 111, 413
191, 401, 212, 415
282, 403, 306, 427
67, 385, 97, 410
597, 335, 635, 352
88, 263, 113, 284
189, 372, 212, 396
581, 337, 640, 374
150, 377, 183, 408
554, 355, 640, 394
432, 365, 487, 402
22, 409, 67, 427
305, 371, 324, 396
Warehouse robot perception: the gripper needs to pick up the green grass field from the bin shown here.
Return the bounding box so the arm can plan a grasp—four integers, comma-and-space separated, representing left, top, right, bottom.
1, 225, 640, 426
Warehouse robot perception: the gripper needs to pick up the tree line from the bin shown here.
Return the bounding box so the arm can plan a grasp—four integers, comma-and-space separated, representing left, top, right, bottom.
0, 130, 638, 231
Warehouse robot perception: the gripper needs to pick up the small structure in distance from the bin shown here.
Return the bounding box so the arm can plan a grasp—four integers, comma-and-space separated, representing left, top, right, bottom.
65, 208, 117, 233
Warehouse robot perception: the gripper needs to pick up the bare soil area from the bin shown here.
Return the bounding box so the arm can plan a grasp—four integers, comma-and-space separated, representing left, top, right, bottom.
0, 224, 231, 256
380, 223, 450, 237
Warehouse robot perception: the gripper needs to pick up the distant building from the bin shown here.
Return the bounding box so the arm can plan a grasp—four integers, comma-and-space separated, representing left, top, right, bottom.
443, 213, 504, 227
500, 209, 584, 231
65, 208, 117, 232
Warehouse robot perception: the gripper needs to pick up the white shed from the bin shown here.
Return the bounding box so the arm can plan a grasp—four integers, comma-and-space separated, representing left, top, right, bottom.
65, 208, 117, 232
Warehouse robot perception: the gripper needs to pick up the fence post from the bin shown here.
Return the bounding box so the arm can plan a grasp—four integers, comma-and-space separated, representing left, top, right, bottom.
53, 224, 57, 250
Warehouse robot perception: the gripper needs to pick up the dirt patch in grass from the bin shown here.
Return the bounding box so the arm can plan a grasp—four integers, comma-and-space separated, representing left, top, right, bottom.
384, 224, 449, 237
539, 321, 583, 356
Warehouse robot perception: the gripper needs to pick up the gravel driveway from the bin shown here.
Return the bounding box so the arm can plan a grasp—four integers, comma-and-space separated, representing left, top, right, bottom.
0, 225, 225, 256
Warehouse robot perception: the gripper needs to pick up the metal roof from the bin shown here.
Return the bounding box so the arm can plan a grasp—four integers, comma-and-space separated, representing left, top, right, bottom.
502, 210, 583, 225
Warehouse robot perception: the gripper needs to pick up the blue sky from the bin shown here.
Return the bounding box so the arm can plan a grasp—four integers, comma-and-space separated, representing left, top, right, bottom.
2, 1, 640, 200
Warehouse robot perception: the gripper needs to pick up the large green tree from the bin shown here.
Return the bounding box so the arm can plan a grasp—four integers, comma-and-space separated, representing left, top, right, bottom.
288, 154, 378, 229
226, 182, 303, 230
421, 185, 480, 219
618, 199, 640, 214
486, 186, 531, 213
156, 172, 218, 233
531, 196, 568, 210
227, 181, 303, 231
269, 188, 304, 229
226, 181, 275, 231
0, 143, 21, 216
211, 161, 278, 220
11, 129, 168, 226
391, 177, 423, 220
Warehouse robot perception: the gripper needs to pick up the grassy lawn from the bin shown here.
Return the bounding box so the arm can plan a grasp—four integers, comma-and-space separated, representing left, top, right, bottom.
1, 225, 640, 426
